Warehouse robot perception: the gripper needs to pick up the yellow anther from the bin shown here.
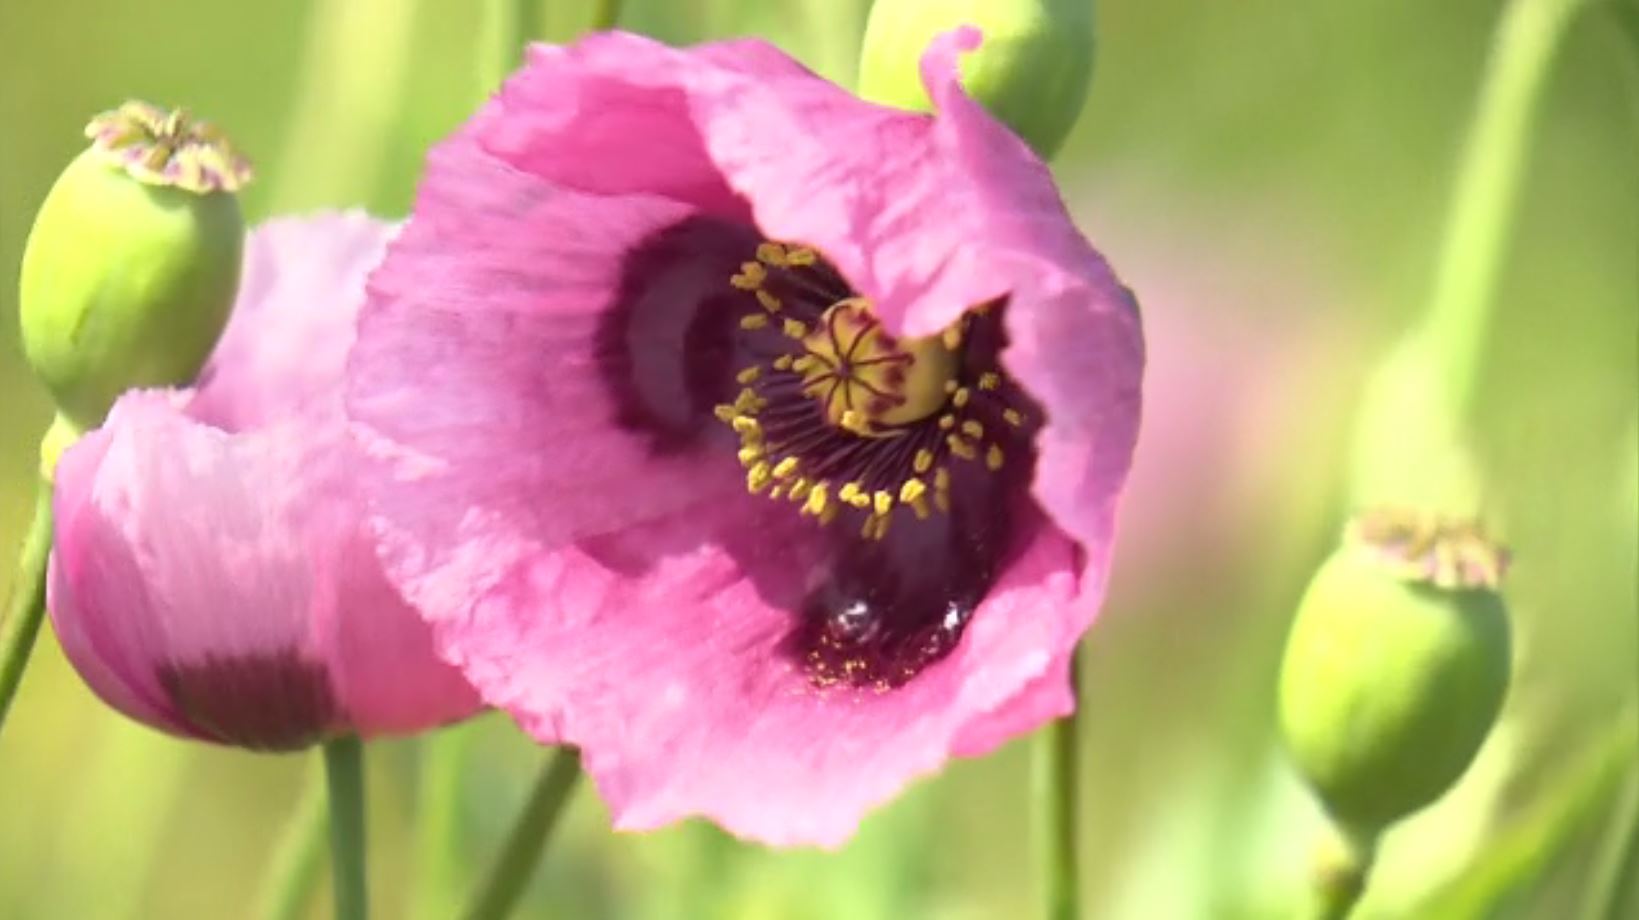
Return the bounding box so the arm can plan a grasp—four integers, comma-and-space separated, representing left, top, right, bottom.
740, 313, 769, 330
979, 372, 1001, 391
772, 456, 799, 479
788, 478, 812, 502
938, 414, 956, 430
861, 514, 893, 541
736, 366, 762, 384
839, 409, 872, 435
737, 445, 764, 467
804, 482, 830, 517
756, 289, 782, 312
952, 387, 971, 408
934, 467, 952, 492
900, 478, 932, 519
786, 247, 817, 266
731, 261, 767, 289
734, 388, 763, 413
731, 416, 761, 436
961, 419, 984, 439
837, 481, 862, 504
747, 462, 773, 494
791, 354, 819, 373
769, 485, 786, 500
947, 435, 978, 460
773, 354, 794, 371
873, 490, 894, 516
914, 449, 935, 474
756, 242, 788, 266
986, 444, 1005, 471
783, 318, 808, 339
1003, 408, 1025, 427
944, 379, 959, 394
942, 325, 963, 350
713, 404, 737, 423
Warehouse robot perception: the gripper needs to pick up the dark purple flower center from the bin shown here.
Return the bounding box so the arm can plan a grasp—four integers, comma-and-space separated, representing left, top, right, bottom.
715, 242, 1037, 689
604, 219, 1039, 691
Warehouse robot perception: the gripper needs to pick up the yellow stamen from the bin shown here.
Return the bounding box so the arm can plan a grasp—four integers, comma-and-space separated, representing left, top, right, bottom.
756, 242, 788, 266
961, 419, 984, 439
783, 318, 808, 339
979, 372, 1001, 391
947, 435, 978, 460
756, 289, 783, 312
747, 462, 772, 494
772, 456, 799, 479
952, 387, 971, 408
740, 313, 769, 330
913, 449, 935, 474
986, 444, 1005, 471
736, 366, 762, 384
1003, 408, 1025, 427
873, 490, 894, 517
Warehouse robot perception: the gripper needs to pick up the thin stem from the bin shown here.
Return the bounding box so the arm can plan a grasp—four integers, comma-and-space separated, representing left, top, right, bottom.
1035, 648, 1082, 920
479, 0, 545, 95
461, 747, 581, 920
1419, 0, 1588, 416
324, 736, 369, 920
257, 765, 330, 920
1302, 826, 1378, 920
0, 479, 54, 737
590, 0, 623, 31
1581, 759, 1639, 920
412, 723, 478, 920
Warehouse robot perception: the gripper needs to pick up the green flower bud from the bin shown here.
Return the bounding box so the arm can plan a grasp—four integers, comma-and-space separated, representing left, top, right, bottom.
20, 101, 251, 435
1279, 509, 1512, 837
856, 0, 1094, 160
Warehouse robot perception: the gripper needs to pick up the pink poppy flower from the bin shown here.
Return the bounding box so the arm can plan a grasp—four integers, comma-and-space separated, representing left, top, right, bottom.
48, 212, 483, 751
349, 29, 1143, 845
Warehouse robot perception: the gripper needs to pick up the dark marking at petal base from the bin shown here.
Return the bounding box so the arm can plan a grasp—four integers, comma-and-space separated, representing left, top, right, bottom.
597, 216, 763, 449
156, 649, 340, 751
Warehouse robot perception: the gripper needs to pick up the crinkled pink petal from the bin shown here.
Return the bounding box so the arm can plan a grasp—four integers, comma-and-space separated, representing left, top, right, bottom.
350, 32, 1142, 844
49, 213, 480, 748
190, 211, 396, 430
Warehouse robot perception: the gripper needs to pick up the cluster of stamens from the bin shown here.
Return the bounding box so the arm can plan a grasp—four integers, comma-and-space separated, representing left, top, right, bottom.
1349, 508, 1510, 590
86, 100, 253, 194
715, 242, 1027, 542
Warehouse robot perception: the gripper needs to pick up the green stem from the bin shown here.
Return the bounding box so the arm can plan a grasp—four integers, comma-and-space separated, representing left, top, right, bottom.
412, 723, 478, 920
0, 479, 54, 737
1419, 0, 1588, 416
1581, 759, 1639, 920
324, 736, 369, 920
591, 0, 624, 30
1035, 649, 1082, 920
461, 747, 581, 920
479, 0, 545, 95
257, 765, 330, 920
1302, 827, 1378, 920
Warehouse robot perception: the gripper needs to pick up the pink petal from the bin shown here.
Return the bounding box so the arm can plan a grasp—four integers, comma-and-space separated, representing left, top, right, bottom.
49, 214, 480, 748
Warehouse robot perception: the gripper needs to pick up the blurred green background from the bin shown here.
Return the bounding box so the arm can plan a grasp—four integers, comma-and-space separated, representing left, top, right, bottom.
0, 1, 1633, 918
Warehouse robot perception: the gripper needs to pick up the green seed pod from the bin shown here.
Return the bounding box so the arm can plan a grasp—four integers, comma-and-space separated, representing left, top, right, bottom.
20, 101, 251, 434
856, 0, 1095, 160
1278, 510, 1512, 837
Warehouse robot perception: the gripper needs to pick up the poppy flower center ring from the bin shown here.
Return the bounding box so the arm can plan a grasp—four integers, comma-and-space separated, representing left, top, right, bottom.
718, 240, 1027, 547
